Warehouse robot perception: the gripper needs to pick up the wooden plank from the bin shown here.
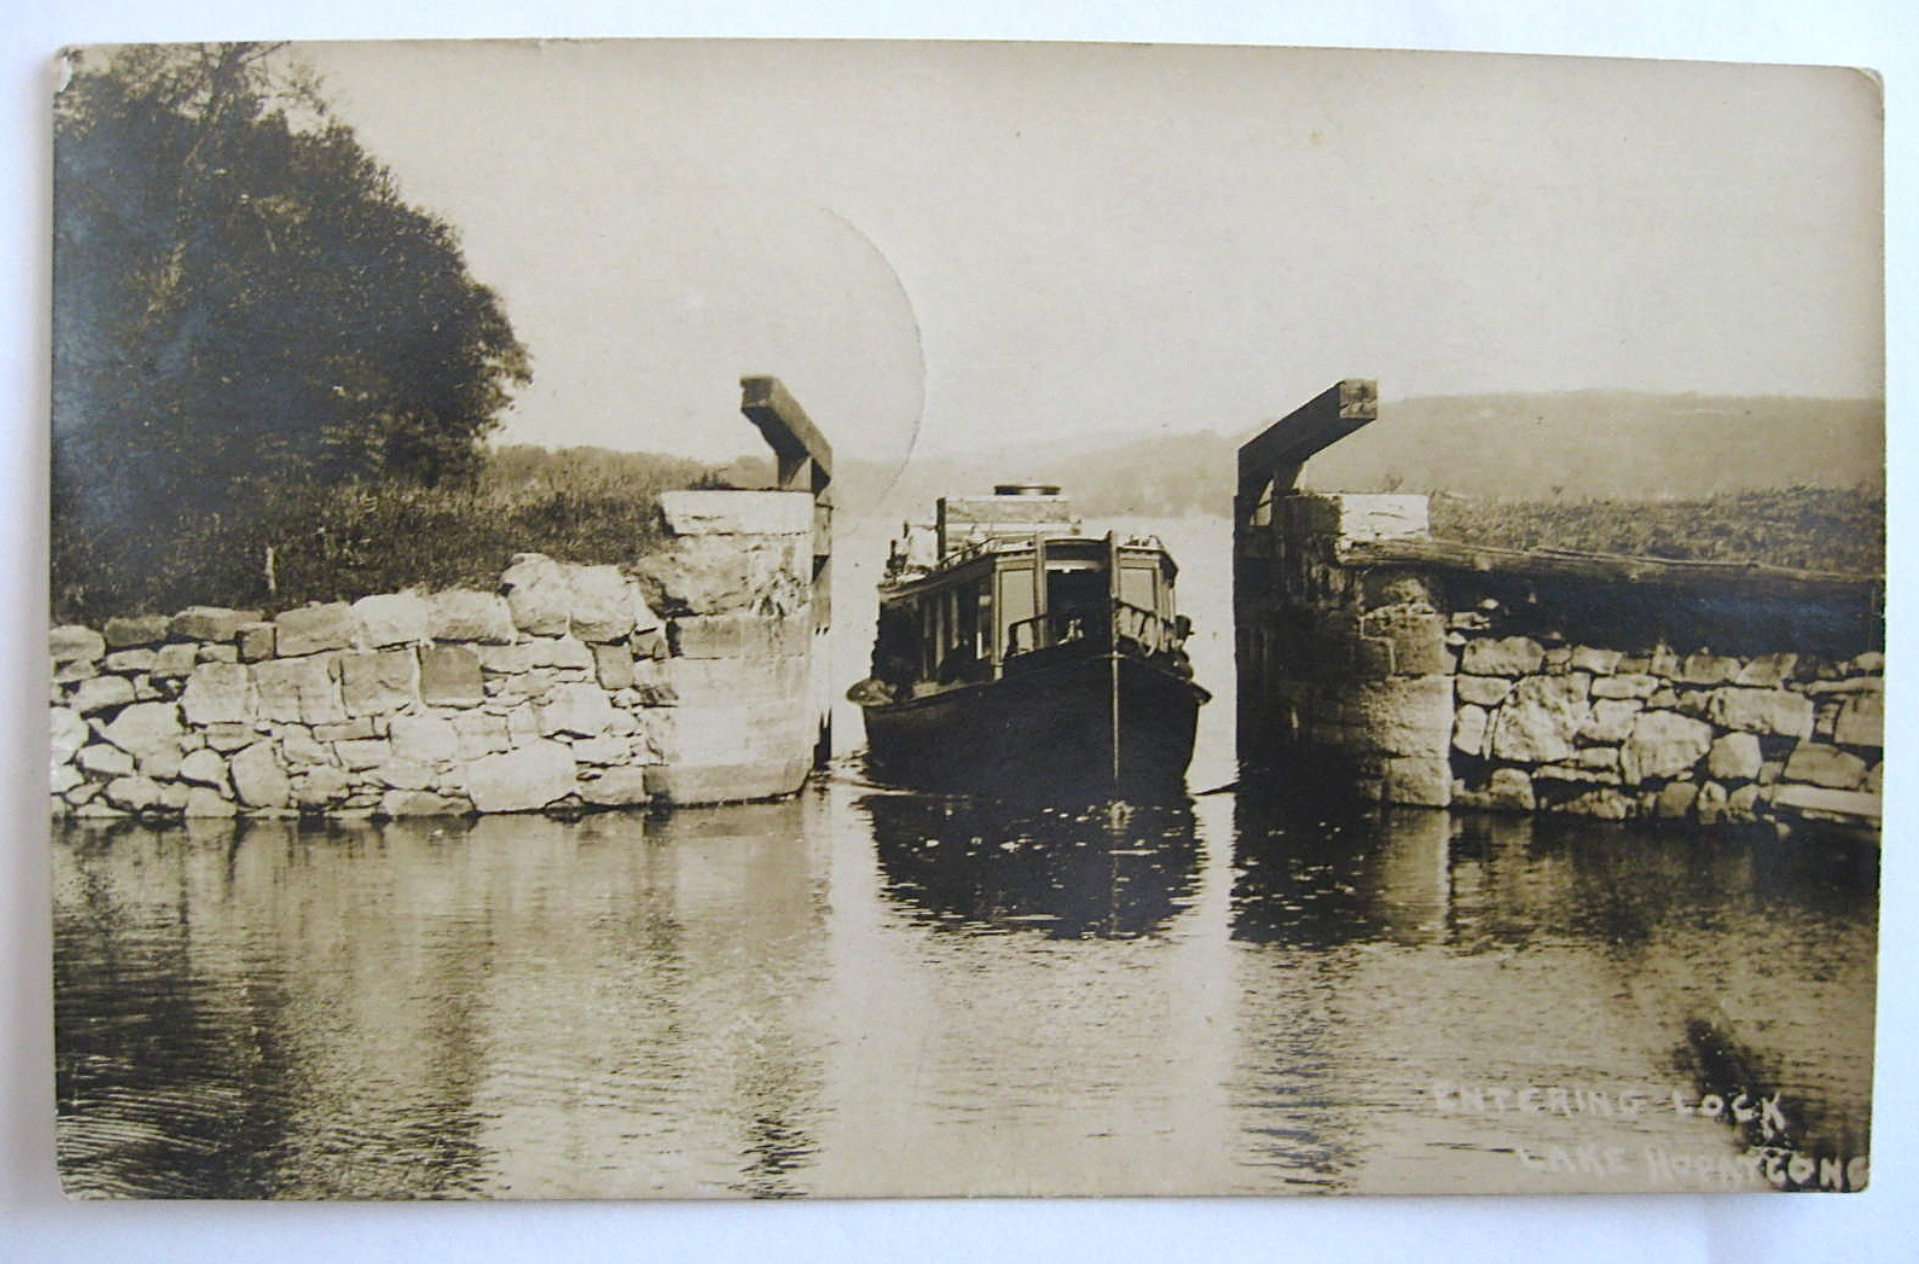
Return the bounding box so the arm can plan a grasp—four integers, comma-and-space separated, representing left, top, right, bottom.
938, 493, 1077, 555
1237, 379, 1378, 496
940, 494, 1076, 525
740, 375, 834, 485
1772, 784, 1882, 825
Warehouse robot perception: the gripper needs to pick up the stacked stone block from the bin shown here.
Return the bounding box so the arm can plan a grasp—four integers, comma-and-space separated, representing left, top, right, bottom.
1450, 633, 1883, 827
637, 491, 819, 804
49, 491, 819, 819
1239, 493, 1455, 807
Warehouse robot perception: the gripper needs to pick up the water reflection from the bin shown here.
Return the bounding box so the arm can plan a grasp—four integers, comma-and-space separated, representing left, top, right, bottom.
1222, 796, 1876, 1193
55, 807, 834, 1199
55, 817, 496, 1198
52, 781, 1876, 1199
1229, 799, 1453, 951
864, 793, 1200, 940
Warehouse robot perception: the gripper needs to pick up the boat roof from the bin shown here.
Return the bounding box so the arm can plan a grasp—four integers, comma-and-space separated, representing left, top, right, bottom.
883, 483, 1183, 593
883, 523, 1179, 596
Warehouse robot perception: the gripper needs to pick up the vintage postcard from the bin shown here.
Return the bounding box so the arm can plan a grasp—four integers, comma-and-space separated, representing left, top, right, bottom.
49, 39, 1881, 1198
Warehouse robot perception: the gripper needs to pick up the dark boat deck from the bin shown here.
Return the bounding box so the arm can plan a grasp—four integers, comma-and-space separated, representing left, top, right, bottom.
865, 649, 1207, 800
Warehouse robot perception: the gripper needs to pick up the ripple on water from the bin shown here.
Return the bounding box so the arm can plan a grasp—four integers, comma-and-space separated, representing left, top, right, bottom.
51, 787, 1876, 1198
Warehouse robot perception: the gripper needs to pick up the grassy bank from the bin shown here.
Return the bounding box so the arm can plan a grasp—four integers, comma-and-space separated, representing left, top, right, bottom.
1427, 487, 1884, 576
52, 446, 719, 623
52, 462, 1884, 624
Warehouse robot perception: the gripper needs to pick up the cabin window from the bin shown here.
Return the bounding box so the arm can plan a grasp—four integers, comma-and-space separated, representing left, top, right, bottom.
999, 564, 1035, 653
1118, 560, 1157, 613
925, 580, 988, 683
1046, 568, 1107, 644
957, 581, 976, 649
920, 599, 937, 678
976, 583, 994, 660
875, 605, 918, 688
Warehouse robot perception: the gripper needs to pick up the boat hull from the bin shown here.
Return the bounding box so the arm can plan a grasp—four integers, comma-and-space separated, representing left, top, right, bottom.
861, 651, 1207, 801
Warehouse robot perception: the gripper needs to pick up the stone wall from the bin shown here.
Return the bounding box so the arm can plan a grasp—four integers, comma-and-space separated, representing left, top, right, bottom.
1448, 635, 1883, 828
1236, 490, 1884, 832
49, 491, 822, 820
1235, 492, 1456, 807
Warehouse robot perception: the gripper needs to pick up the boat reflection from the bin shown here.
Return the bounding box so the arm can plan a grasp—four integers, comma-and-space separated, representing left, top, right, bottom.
863, 792, 1201, 940
1228, 792, 1455, 951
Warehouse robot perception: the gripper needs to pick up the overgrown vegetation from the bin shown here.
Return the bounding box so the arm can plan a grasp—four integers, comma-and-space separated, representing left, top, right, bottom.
53, 446, 718, 622
52, 43, 539, 621
1428, 487, 1884, 576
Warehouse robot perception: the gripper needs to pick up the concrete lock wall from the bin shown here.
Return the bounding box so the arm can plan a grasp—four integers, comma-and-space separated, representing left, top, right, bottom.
1236, 492, 1457, 807
48, 491, 823, 820
1236, 491, 1884, 832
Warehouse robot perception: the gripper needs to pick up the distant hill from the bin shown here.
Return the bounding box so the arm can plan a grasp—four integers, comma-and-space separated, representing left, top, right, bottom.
720, 392, 1883, 521
1301, 392, 1884, 502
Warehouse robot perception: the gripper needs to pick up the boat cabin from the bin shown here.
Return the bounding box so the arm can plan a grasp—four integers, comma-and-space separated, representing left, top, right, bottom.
873, 486, 1189, 695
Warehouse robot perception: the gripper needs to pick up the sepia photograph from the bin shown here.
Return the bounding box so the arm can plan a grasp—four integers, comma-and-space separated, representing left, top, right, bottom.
43, 35, 1884, 1205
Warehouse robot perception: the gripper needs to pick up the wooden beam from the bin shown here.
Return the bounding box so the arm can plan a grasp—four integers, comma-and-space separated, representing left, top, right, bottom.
1237, 379, 1378, 500
740, 375, 833, 489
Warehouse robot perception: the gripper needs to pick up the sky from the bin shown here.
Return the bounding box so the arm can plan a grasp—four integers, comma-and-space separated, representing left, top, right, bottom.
289, 41, 1884, 472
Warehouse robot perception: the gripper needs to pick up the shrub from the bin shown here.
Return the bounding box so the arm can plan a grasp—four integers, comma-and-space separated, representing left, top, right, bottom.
51, 446, 718, 622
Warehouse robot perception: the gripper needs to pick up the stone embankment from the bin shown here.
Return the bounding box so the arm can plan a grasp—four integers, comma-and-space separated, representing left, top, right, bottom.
1448, 633, 1882, 827
1235, 489, 1884, 831
1232, 381, 1884, 833
50, 491, 820, 819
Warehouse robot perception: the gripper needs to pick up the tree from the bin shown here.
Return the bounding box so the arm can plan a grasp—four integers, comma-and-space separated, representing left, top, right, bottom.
52, 43, 531, 604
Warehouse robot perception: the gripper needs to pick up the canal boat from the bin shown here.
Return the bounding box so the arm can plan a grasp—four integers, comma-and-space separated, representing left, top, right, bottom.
849, 484, 1210, 799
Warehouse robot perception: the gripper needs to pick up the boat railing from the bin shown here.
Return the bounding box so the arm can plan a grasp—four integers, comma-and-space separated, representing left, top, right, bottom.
1112, 600, 1185, 654
942, 537, 999, 566
1006, 609, 1098, 656
1005, 600, 1188, 659
942, 528, 1089, 568
903, 529, 1165, 577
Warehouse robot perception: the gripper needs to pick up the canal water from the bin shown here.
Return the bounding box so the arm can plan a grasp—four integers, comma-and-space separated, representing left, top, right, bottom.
51, 518, 1877, 1198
